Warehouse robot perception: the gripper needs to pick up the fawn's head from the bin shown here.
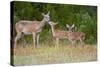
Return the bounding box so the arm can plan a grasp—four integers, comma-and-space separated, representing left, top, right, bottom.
66, 24, 75, 32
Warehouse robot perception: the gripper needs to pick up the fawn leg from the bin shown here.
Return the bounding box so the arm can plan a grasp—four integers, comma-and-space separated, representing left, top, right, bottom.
55, 38, 59, 48
36, 34, 40, 48
32, 33, 36, 48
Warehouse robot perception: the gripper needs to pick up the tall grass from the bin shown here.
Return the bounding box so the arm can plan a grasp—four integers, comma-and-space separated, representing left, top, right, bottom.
13, 44, 97, 66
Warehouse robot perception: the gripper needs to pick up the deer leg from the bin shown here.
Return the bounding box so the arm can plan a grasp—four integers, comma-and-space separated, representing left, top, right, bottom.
71, 40, 76, 47
72, 40, 76, 47
14, 33, 22, 47
21, 34, 27, 45
80, 39, 84, 47
36, 34, 40, 48
69, 39, 73, 47
56, 38, 59, 47
32, 33, 36, 48
74, 40, 76, 47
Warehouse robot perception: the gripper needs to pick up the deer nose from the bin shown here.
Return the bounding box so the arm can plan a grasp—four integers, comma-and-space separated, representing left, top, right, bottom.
48, 21, 51, 24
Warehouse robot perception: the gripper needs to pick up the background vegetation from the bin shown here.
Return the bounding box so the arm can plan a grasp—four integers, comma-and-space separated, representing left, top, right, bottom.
12, 1, 97, 45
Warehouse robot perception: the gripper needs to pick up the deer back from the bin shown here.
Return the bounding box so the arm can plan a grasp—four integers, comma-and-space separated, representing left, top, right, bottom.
68, 32, 85, 40
15, 20, 42, 34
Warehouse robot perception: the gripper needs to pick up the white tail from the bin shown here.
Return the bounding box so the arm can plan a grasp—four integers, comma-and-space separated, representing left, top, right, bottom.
14, 11, 50, 48
66, 24, 85, 46
48, 21, 69, 47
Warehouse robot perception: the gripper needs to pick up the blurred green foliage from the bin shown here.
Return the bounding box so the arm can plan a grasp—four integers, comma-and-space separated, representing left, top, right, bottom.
12, 1, 97, 44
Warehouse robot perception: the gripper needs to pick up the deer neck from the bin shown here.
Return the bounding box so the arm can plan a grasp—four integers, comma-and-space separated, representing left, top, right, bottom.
50, 25, 56, 36
39, 19, 46, 28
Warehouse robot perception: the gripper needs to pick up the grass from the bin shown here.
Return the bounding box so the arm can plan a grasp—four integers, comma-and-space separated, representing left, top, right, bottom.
12, 44, 97, 66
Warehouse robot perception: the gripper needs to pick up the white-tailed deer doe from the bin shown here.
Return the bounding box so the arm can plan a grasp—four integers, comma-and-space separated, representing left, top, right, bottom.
48, 21, 69, 47
14, 11, 50, 48
66, 24, 85, 47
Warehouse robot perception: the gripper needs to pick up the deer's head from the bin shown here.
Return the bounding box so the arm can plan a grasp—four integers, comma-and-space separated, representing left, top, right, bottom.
42, 11, 50, 23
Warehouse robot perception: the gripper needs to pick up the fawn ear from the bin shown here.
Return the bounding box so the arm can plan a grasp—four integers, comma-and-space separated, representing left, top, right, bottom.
42, 13, 45, 16
71, 24, 75, 28
55, 22, 58, 25
66, 24, 70, 28
47, 11, 50, 15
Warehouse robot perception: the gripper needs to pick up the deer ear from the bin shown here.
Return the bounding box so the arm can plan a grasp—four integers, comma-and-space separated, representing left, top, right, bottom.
42, 13, 45, 16
47, 11, 50, 15
66, 24, 70, 28
71, 24, 75, 28
55, 23, 58, 25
